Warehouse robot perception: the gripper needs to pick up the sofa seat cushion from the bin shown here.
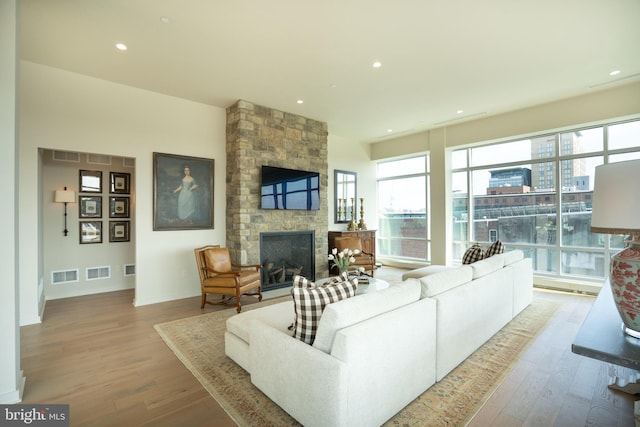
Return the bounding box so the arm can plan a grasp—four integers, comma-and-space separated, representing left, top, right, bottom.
226, 300, 293, 344
292, 279, 358, 344
418, 265, 473, 298
401, 265, 456, 281
469, 254, 505, 279
312, 280, 421, 353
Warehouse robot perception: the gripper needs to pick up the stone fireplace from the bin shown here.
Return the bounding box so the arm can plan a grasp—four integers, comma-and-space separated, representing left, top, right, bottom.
226, 100, 329, 285
260, 231, 315, 290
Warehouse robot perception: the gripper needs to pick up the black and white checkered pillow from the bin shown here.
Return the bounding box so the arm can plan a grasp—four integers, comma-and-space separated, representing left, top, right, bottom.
291, 278, 357, 344
292, 275, 317, 289
291, 272, 349, 290
462, 244, 484, 264
485, 240, 505, 257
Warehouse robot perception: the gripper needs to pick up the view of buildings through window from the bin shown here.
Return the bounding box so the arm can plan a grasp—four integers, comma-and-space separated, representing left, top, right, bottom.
377, 156, 430, 263
377, 118, 640, 285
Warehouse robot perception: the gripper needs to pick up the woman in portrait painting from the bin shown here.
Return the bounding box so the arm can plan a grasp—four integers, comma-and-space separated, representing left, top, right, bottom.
173, 166, 199, 220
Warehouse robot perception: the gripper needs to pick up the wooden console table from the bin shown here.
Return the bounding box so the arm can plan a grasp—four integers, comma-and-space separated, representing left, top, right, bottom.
572, 279, 640, 424
328, 230, 376, 265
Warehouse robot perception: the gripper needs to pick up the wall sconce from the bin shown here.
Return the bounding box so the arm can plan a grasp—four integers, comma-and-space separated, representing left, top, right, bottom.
591, 159, 640, 337
54, 186, 76, 236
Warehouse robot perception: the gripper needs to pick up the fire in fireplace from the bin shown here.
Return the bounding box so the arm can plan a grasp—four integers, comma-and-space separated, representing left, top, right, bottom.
260, 231, 315, 290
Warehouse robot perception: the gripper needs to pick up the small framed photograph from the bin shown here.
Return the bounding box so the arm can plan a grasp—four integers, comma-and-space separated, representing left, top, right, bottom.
79, 221, 102, 244
79, 170, 102, 193
110, 172, 130, 194
109, 221, 130, 242
109, 196, 130, 218
79, 196, 102, 218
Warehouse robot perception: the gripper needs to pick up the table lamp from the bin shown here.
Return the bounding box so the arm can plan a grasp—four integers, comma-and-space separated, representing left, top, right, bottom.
591, 159, 640, 338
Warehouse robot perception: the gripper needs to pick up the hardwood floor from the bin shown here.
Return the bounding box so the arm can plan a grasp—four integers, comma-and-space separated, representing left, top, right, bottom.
20, 269, 638, 426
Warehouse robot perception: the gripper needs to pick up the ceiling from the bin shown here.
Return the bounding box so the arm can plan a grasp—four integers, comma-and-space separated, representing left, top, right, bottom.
18, 0, 640, 143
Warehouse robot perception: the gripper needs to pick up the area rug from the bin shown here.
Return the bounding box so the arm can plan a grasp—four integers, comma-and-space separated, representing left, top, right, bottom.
154, 297, 561, 426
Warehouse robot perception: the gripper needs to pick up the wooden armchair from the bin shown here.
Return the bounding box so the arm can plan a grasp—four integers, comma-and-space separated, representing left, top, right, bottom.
334, 236, 375, 277
194, 245, 262, 312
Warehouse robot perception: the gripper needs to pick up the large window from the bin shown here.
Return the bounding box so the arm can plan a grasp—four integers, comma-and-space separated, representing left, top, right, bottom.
377, 156, 430, 262
453, 119, 640, 284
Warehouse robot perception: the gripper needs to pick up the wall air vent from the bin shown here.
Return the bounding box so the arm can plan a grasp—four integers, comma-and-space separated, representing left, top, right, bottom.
123, 157, 136, 168
124, 264, 135, 276
51, 269, 79, 284
87, 153, 112, 165
86, 266, 111, 280
52, 150, 80, 163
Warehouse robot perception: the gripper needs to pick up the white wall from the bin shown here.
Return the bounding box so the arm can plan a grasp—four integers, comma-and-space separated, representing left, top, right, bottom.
19, 61, 227, 322
0, 0, 25, 404
327, 134, 377, 233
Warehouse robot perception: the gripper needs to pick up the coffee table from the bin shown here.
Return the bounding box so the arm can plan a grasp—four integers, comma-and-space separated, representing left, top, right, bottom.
354, 277, 390, 295
315, 276, 390, 295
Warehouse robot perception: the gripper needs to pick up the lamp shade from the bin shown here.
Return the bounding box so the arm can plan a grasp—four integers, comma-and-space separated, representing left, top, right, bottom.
590, 159, 640, 235
54, 189, 76, 203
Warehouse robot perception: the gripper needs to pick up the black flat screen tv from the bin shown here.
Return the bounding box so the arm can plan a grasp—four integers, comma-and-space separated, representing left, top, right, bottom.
261, 165, 320, 210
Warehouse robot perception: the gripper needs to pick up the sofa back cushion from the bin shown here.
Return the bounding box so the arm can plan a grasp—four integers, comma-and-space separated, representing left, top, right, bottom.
502, 249, 524, 266
312, 280, 420, 353
469, 254, 505, 279
418, 265, 473, 298
291, 279, 357, 345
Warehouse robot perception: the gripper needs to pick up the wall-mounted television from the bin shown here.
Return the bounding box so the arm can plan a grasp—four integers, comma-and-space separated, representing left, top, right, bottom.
261, 165, 320, 210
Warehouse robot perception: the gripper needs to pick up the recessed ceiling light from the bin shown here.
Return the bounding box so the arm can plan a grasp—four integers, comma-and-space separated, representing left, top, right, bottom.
330, 84, 337, 88
160, 16, 170, 23
610, 70, 621, 76
457, 110, 464, 114
387, 129, 393, 133
372, 61, 382, 68
115, 43, 128, 51
297, 99, 304, 104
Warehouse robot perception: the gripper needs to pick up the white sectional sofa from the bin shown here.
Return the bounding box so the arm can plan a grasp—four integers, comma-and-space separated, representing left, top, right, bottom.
224, 249, 532, 427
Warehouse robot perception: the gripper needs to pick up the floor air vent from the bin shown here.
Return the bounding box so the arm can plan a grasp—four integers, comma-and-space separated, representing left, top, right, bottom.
52, 269, 79, 284
124, 264, 135, 276
86, 266, 111, 280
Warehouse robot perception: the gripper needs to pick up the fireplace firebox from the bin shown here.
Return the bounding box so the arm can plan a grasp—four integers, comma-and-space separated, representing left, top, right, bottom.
260, 231, 315, 290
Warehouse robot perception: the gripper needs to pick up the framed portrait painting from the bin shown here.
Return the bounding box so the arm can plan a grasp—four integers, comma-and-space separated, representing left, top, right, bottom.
153, 152, 214, 230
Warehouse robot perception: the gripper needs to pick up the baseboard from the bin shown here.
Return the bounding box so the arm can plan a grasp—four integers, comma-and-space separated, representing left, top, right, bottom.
0, 371, 25, 404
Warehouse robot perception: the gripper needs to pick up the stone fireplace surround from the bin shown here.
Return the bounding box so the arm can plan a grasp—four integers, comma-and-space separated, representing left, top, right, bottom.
225, 100, 329, 282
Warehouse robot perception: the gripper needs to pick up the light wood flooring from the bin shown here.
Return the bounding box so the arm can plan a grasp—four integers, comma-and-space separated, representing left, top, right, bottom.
19, 268, 638, 426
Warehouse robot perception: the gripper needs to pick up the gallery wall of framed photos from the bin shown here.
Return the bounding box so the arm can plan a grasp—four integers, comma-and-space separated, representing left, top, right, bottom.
78, 170, 131, 244
44, 150, 136, 300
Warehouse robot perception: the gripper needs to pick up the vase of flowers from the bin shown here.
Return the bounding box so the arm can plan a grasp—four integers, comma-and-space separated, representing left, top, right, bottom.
328, 247, 365, 275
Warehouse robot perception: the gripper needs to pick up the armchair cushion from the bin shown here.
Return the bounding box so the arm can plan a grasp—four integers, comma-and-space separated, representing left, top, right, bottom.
202, 246, 232, 275
291, 278, 358, 344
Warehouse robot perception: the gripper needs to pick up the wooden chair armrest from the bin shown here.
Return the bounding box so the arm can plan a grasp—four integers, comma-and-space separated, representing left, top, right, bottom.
204, 267, 241, 277
231, 263, 262, 271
